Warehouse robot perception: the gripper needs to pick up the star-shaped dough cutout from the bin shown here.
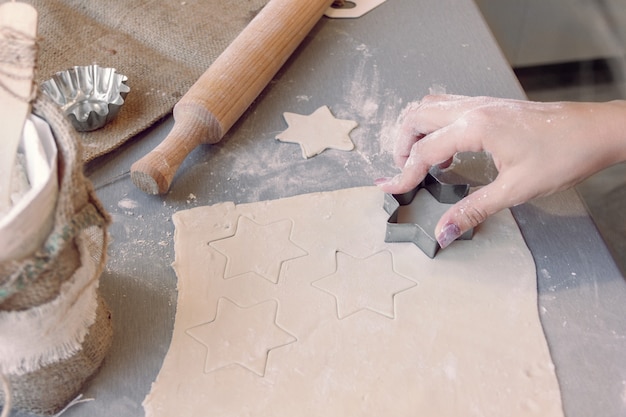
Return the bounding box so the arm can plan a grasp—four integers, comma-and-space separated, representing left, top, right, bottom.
276, 105, 357, 158
186, 298, 297, 376
312, 251, 416, 319
209, 216, 308, 284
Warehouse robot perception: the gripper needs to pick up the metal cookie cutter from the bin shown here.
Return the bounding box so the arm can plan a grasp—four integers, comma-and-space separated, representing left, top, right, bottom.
383, 173, 474, 258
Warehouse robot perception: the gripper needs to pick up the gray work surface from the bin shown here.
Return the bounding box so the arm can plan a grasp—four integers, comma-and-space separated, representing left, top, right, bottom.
17, 0, 626, 416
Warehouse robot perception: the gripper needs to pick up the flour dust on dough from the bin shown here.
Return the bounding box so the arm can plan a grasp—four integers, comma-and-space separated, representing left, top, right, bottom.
143, 186, 564, 417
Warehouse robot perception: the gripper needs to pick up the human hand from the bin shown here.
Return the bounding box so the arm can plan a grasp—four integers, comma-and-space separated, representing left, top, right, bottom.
376, 95, 626, 249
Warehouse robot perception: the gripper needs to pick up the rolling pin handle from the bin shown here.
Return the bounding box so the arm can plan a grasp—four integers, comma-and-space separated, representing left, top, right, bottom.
130, 150, 174, 195
130, 102, 223, 194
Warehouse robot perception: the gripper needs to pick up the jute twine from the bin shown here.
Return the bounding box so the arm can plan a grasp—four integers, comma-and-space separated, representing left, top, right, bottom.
0, 92, 112, 415
0, 24, 38, 103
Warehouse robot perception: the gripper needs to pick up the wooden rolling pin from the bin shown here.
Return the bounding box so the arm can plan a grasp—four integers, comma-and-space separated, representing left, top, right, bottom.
131, 0, 335, 194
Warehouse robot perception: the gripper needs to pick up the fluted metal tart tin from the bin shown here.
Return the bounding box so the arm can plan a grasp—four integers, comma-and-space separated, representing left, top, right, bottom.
41, 64, 130, 132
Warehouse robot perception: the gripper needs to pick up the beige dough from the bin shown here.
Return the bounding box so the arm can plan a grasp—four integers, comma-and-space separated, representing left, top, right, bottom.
276, 105, 357, 158
144, 187, 564, 417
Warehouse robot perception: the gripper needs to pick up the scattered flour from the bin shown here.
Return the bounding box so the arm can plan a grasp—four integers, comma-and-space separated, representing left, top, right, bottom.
117, 197, 139, 210
429, 84, 447, 95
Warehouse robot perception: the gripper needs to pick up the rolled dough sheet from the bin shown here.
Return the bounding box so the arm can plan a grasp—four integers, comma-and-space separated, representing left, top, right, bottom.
144, 187, 564, 417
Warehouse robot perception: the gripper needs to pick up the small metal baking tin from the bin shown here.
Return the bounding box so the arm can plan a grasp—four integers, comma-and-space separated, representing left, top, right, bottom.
41, 64, 130, 132
383, 173, 473, 258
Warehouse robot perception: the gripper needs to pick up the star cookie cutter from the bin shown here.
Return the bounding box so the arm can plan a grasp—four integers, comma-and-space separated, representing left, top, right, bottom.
382, 173, 474, 258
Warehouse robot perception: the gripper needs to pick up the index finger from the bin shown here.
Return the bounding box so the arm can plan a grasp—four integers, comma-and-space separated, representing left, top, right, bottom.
393, 94, 479, 168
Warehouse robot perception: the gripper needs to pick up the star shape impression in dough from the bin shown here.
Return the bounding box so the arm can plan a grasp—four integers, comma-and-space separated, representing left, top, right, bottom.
209, 216, 308, 284
186, 298, 296, 376
276, 105, 358, 158
312, 251, 416, 319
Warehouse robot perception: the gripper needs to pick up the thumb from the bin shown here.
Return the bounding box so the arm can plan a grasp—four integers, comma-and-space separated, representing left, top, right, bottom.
434, 181, 512, 249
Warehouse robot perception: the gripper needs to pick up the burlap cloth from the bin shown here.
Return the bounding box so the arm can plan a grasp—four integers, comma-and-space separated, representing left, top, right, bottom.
0, 92, 112, 415
25, 0, 269, 161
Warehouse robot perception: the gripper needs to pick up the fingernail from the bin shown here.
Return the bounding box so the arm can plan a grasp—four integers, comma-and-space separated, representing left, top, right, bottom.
374, 177, 392, 186
437, 223, 461, 249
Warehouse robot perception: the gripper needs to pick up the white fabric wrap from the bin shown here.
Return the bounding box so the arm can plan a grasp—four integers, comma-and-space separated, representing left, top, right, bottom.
0, 231, 100, 376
